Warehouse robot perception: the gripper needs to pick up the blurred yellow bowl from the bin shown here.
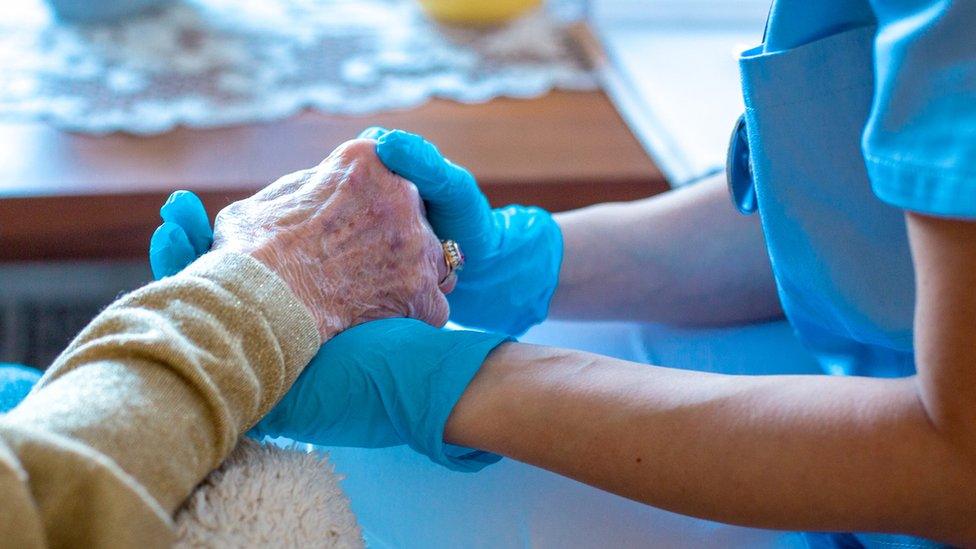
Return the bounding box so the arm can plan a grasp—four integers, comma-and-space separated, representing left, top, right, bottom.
418, 0, 543, 26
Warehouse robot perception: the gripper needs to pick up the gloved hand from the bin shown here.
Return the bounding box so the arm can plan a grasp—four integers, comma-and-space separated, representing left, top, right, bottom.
0, 364, 42, 414
149, 190, 213, 280
360, 127, 564, 336
150, 190, 509, 471
255, 318, 510, 472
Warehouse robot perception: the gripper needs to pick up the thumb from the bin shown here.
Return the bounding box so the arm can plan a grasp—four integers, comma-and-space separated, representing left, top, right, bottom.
150, 222, 196, 280
160, 190, 213, 255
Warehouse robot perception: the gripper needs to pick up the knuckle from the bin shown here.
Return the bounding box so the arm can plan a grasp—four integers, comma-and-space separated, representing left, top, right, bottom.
375, 190, 416, 223
331, 138, 378, 164
403, 180, 422, 203
388, 179, 422, 211
330, 145, 387, 194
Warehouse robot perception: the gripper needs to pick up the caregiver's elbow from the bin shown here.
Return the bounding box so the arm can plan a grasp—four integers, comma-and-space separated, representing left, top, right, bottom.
912, 375, 976, 470
905, 379, 976, 544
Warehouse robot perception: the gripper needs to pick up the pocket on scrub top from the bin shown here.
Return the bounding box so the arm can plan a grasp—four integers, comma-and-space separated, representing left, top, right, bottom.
735, 25, 916, 361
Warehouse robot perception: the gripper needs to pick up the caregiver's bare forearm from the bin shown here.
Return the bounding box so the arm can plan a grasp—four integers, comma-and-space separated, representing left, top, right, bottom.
549, 174, 781, 325
446, 344, 976, 545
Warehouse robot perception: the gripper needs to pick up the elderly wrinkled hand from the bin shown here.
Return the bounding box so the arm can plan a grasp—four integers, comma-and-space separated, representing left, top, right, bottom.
153, 139, 450, 339
362, 127, 563, 336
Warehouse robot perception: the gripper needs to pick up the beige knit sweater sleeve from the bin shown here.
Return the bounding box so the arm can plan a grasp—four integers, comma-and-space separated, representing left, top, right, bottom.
0, 252, 321, 548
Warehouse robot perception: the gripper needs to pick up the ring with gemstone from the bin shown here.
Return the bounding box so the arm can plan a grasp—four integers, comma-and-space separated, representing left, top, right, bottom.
441, 240, 465, 278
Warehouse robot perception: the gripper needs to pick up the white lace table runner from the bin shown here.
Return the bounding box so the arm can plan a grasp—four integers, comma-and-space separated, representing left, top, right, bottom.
0, 0, 595, 134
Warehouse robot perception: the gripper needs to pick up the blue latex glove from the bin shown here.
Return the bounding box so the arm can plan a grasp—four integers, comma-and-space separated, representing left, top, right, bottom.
149, 190, 213, 280
254, 318, 510, 472
362, 127, 564, 336
0, 364, 42, 414
148, 190, 509, 471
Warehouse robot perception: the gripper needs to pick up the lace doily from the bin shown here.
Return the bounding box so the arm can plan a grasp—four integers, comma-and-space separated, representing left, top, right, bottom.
0, 0, 595, 134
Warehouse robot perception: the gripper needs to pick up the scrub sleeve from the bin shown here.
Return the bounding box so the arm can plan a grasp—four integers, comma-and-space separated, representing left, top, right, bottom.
862, 2, 976, 218
855, 6, 976, 543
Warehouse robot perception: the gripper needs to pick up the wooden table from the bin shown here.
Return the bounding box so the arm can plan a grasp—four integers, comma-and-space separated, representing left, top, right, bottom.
0, 91, 665, 261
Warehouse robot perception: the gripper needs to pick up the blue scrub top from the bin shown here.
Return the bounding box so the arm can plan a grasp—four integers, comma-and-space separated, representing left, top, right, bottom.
729, 0, 976, 378
730, 2, 974, 546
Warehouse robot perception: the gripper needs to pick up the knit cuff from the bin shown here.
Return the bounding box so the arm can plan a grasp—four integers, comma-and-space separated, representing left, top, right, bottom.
181, 251, 321, 374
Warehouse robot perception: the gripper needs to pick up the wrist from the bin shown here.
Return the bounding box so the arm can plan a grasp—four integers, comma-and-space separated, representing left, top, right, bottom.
507, 207, 563, 332
452, 207, 562, 335
245, 245, 348, 340
443, 341, 520, 451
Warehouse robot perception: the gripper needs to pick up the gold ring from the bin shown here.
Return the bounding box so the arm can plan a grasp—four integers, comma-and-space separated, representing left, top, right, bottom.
441, 240, 465, 277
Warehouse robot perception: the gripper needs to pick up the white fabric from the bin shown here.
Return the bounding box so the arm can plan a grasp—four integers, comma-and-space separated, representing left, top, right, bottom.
0, 0, 594, 135
175, 439, 363, 548
319, 319, 823, 548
